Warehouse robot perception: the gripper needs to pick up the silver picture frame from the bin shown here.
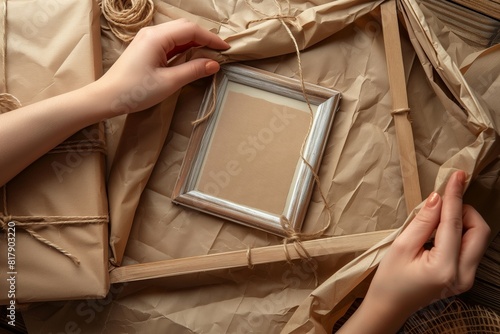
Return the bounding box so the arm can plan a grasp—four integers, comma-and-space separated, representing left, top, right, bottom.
172, 64, 341, 236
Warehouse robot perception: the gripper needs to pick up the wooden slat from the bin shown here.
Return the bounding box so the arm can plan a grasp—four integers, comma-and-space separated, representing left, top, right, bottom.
381, 0, 422, 214
110, 230, 395, 283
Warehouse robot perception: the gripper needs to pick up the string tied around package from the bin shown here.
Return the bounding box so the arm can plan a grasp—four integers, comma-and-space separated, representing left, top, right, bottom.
99, 0, 155, 43
1, 184, 109, 265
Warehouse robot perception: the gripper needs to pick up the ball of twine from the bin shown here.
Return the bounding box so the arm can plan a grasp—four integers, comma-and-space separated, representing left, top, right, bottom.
99, 0, 155, 43
0, 93, 21, 113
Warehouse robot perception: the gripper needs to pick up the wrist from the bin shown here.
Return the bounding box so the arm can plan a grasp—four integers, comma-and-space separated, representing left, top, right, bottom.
362, 294, 414, 330
338, 294, 414, 334
80, 79, 124, 121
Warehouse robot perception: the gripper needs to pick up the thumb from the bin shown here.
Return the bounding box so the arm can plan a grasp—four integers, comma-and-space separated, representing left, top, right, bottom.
162, 59, 220, 92
397, 192, 442, 256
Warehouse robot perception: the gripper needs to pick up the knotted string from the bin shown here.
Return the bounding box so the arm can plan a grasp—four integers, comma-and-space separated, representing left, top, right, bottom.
245, 0, 298, 29
2, 185, 109, 265
99, 0, 155, 43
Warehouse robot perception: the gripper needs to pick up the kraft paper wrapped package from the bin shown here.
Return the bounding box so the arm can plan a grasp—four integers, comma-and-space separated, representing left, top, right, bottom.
0, 0, 109, 303
23, 0, 499, 332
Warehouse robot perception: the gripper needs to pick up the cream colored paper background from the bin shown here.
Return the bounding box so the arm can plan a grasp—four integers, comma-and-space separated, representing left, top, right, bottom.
22, 0, 500, 333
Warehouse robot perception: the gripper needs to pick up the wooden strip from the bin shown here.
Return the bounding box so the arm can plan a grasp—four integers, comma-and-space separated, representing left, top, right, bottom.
110, 230, 395, 283
381, 0, 422, 214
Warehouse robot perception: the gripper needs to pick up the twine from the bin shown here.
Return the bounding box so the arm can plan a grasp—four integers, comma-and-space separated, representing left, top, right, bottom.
391, 107, 412, 122
246, 246, 254, 269
1, 158, 107, 265
0, 217, 109, 265
191, 0, 334, 280
2, 184, 108, 265
391, 107, 410, 115
99, 0, 155, 43
0, 92, 20, 113
185, 1, 333, 281
0, 181, 106, 268
192, 76, 218, 127
244, 0, 333, 272
0, 0, 109, 266
187, 0, 331, 282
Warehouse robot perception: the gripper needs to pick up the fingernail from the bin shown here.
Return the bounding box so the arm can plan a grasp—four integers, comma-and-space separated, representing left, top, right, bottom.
205, 61, 220, 75
456, 170, 467, 186
426, 192, 440, 208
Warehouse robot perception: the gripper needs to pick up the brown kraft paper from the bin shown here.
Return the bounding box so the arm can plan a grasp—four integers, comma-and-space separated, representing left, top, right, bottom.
22, 0, 500, 333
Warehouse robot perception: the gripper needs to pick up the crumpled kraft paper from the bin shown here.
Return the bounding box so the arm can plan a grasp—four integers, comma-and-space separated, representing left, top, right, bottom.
106, 0, 387, 267
0, 0, 109, 303
23, 0, 499, 332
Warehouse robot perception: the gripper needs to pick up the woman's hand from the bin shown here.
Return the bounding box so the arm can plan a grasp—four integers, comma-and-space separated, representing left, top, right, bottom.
338, 170, 491, 333
93, 19, 230, 116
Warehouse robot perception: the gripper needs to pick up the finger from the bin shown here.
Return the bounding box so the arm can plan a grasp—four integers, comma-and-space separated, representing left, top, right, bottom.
433, 170, 466, 263
395, 192, 442, 256
161, 58, 220, 92
456, 205, 490, 289
157, 19, 230, 51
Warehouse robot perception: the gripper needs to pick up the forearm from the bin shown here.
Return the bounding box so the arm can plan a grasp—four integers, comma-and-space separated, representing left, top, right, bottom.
0, 81, 113, 186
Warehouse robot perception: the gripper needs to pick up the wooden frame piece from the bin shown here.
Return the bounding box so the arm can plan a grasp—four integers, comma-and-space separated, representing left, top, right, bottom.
172, 64, 341, 236
381, 0, 422, 214
110, 229, 395, 284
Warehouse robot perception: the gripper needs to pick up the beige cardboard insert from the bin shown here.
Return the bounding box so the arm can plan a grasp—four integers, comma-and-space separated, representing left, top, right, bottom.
196, 82, 312, 215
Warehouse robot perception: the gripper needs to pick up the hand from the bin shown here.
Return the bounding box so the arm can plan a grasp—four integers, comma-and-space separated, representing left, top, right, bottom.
368, 171, 490, 314
338, 170, 491, 333
93, 19, 230, 116
0, 19, 229, 186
